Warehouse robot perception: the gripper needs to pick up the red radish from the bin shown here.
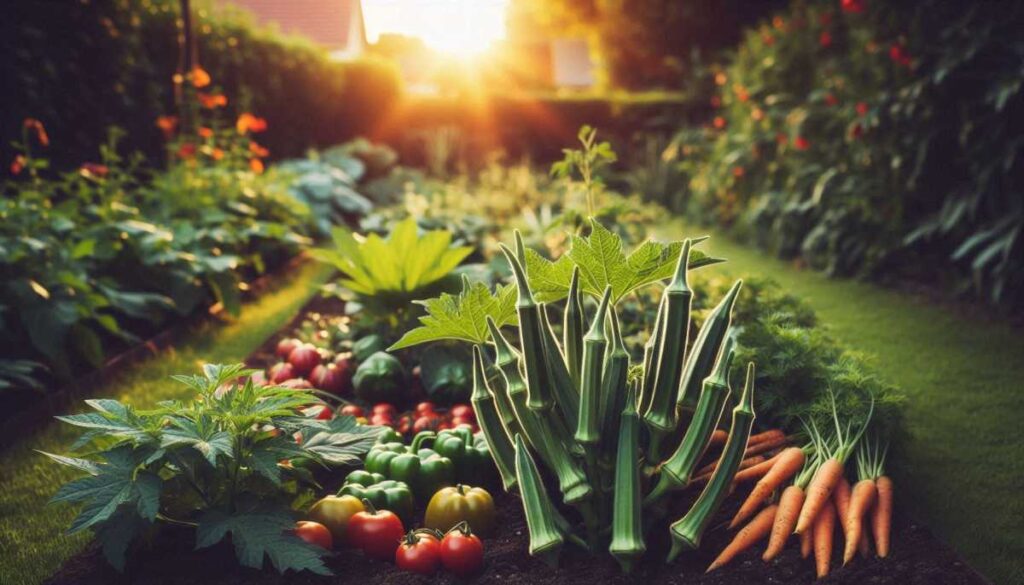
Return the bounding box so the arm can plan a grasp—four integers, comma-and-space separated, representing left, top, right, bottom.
269, 362, 296, 384
288, 344, 322, 377
415, 401, 436, 415
340, 404, 365, 417
373, 403, 397, 416
275, 337, 300, 359
309, 363, 352, 395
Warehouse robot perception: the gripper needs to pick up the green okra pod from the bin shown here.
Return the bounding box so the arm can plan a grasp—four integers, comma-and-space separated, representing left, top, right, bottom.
563, 266, 585, 390
499, 242, 552, 411
514, 434, 564, 568
575, 286, 612, 444
667, 362, 757, 561
488, 318, 592, 504
637, 297, 666, 416
471, 345, 518, 492
538, 302, 580, 432
597, 310, 630, 456
644, 335, 735, 507
676, 279, 743, 409
609, 381, 645, 573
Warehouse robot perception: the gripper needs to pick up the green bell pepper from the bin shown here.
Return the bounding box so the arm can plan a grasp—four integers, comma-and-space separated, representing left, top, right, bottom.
430, 425, 493, 481
376, 427, 404, 445
364, 432, 455, 500
337, 470, 415, 523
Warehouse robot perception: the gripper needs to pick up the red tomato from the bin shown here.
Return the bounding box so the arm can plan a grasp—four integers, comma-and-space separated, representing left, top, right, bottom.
275, 338, 300, 359
307, 404, 333, 420
372, 403, 397, 416
348, 507, 405, 560
437, 421, 453, 431
450, 416, 474, 428
269, 362, 296, 384
397, 414, 413, 435
340, 404, 364, 417
288, 344, 322, 377
440, 525, 484, 577
413, 415, 441, 434
449, 404, 474, 421
294, 521, 333, 550
370, 413, 395, 427
395, 531, 441, 575
415, 401, 436, 415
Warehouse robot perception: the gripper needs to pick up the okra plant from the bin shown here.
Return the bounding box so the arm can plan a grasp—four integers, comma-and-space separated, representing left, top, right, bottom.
393, 220, 759, 571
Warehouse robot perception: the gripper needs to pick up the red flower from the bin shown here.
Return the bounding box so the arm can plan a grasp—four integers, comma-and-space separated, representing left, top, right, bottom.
190, 66, 211, 88
824, 93, 839, 106
249, 142, 270, 158
177, 142, 197, 159
156, 116, 178, 139
889, 43, 912, 67
10, 154, 26, 175
734, 85, 749, 103
197, 93, 227, 109
249, 158, 265, 174
856, 101, 869, 116
841, 0, 866, 14
773, 16, 785, 30
79, 163, 109, 178
794, 136, 810, 150
23, 118, 49, 147
819, 31, 833, 48
713, 116, 727, 129
732, 166, 745, 178
762, 33, 775, 46
198, 127, 214, 139
236, 113, 268, 134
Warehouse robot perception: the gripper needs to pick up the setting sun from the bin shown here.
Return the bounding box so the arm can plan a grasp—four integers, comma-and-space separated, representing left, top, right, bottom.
363, 0, 508, 57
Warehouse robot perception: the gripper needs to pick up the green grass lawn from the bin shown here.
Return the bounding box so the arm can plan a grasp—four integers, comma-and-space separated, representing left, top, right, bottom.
664, 220, 1024, 585
0, 260, 333, 585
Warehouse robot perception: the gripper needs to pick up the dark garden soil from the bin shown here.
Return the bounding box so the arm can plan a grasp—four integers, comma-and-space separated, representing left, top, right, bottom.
44, 293, 991, 585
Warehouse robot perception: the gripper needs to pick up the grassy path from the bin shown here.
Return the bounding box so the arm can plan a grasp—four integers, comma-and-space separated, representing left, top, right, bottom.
0, 260, 333, 585
664, 220, 1023, 584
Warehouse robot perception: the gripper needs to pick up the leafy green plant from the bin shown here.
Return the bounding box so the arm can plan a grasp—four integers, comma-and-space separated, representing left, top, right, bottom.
44, 363, 380, 574
551, 125, 618, 217
310, 217, 473, 326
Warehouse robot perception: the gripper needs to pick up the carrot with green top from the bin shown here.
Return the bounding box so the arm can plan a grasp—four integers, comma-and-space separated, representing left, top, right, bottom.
813, 500, 837, 578
763, 449, 820, 561
795, 392, 874, 535
707, 504, 777, 572
844, 437, 886, 563
730, 446, 806, 528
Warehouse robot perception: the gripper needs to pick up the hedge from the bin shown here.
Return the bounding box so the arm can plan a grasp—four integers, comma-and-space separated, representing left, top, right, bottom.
1, 0, 402, 170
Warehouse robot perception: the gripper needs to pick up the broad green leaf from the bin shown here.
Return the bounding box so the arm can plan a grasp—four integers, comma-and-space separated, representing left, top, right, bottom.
524, 219, 724, 304
160, 416, 233, 466
390, 281, 518, 350
49, 446, 159, 533
196, 508, 330, 575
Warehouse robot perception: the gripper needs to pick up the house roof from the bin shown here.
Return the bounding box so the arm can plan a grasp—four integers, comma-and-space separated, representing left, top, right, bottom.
223, 0, 366, 50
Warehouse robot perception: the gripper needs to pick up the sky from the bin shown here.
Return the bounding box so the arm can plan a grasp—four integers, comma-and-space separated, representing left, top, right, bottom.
362, 0, 509, 55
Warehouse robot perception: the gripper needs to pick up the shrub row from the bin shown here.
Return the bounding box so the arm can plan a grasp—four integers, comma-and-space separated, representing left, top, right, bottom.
2, 0, 402, 170
662, 0, 1023, 305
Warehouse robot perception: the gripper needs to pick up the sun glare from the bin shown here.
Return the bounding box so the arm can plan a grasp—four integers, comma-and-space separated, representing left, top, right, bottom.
363, 0, 508, 57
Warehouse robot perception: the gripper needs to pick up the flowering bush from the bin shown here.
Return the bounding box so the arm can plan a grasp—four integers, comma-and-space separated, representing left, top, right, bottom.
668, 0, 1024, 304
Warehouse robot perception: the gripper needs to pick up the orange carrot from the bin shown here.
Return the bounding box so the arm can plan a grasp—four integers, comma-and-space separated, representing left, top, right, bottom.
707, 504, 778, 572
744, 435, 790, 458
763, 484, 805, 561
795, 458, 843, 534
813, 500, 836, 578
843, 478, 877, 563
730, 447, 805, 528
833, 476, 853, 559
695, 453, 765, 479
858, 518, 871, 557
800, 525, 812, 558
748, 428, 786, 447
731, 452, 782, 484
872, 475, 893, 557
709, 429, 728, 446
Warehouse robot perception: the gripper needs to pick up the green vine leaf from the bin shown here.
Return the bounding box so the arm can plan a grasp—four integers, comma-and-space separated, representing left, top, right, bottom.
389, 280, 518, 350
196, 507, 330, 575
524, 219, 724, 304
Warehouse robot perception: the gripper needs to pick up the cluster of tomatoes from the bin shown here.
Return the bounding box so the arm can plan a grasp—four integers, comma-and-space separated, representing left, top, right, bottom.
340, 401, 478, 436
293, 501, 483, 577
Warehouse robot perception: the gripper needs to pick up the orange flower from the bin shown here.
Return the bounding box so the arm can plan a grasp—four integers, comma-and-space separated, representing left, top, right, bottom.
236, 113, 268, 134
762, 33, 775, 46
713, 116, 727, 129
199, 127, 214, 139
773, 16, 785, 30
156, 116, 178, 138
249, 158, 265, 174
177, 142, 197, 159
732, 166, 745, 178
733, 84, 749, 103
23, 118, 49, 147
190, 66, 211, 88
197, 93, 227, 109
751, 107, 765, 121
714, 72, 727, 86
10, 154, 27, 175
794, 136, 810, 150
249, 142, 270, 158
208, 147, 224, 161
79, 163, 109, 178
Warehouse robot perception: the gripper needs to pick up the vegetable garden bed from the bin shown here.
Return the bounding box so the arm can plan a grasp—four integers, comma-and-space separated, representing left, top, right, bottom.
42, 295, 987, 585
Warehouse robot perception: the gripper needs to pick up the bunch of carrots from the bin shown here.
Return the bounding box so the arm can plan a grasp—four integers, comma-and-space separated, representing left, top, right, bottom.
700, 393, 893, 579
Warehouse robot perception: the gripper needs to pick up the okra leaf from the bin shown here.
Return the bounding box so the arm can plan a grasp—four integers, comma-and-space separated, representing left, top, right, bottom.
196, 507, 331, 575
389, 281, 518, 349
525, 220, 725, 304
